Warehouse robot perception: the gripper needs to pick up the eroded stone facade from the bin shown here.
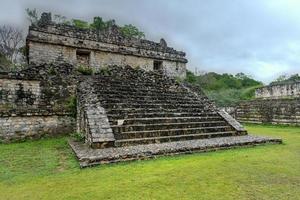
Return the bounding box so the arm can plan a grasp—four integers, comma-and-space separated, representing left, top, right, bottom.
236, 82, 300, 125
0, 63, 77, 142
255, 82, 300, 99
26, 13, 187, 79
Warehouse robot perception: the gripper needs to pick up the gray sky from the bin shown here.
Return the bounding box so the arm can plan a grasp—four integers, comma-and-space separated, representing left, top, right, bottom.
1, 0, 300, 83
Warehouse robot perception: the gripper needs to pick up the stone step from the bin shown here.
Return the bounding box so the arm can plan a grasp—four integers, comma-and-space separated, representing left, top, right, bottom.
98, 98, 207, 105
98, 94, 205, 102
94, 89, 197, 98
111, 121, 228, 133
93, 77, 176, 86
106, 107, 216, 114
115, 131, 238, 147
94, 82, 180, 90
96, 91, 205, 99
115, 126, 234, 140
107, 111, 219, 120
102, 103, 209, 110
69, 135, 282, 167
112, 116, 225, 125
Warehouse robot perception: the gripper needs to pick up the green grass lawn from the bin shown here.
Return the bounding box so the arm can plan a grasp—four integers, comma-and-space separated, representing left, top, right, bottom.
0, 124, 299, 200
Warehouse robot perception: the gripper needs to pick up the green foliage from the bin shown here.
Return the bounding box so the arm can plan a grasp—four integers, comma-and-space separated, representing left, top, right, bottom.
25, 8, 39, 24
239, 85, 262, 100
97, 67, 111, 76
48, 67, 57, 75
90, 16, 106, 30
0, 53, 13, 71
120, 24, 145, 39
25, 8, 146, 39
71, 19, 90, 29
185, 70, 263, 106
76, 65, 93, 75
271, 73, 300, 85
70, 132, 85, 142
66, 96, 77, 117
185, 71, 197, 83
90, 17, 116, 31
105, 19, 116, 28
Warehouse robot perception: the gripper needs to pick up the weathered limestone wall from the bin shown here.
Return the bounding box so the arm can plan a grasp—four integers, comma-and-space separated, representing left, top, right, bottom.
255, 82, 300, 99
0, 63, 78, 142
0, 79, 41, 108
26, 14, 187, 78
28, 42, 186, 78
0, 115, 74, 142
235, 98, 300, 125
27, 42, 76, 65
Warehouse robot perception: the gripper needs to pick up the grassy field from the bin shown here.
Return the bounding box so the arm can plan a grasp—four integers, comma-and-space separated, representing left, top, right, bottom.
0, 124, 299, 200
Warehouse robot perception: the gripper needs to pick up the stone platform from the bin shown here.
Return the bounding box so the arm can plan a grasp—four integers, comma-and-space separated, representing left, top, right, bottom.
69, 135, 282, 168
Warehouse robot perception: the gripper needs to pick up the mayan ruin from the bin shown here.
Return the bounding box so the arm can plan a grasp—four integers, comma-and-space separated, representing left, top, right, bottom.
236, 81, 300, 125
0, 13, 282, 167
26, 13, 187, 79
2, 1, 300, 199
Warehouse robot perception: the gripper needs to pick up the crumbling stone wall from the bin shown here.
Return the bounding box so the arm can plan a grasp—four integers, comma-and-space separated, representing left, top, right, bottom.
236, 81, 300, 125
235, 98, 300, 125
26, 13, 187, 79
255, 82, 300, 99
0, 79, 41, 108
0, 115, 74, 142
0, 63, 78, 142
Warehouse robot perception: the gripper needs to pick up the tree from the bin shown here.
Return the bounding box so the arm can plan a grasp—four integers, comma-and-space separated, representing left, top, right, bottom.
105, 19, 116, 29
25, 8, 39, 25
0, 25, 24, 63
274, 74, 288, 83
289, 74, 300, 82
120, 24, 145, 39
71, 19, 90, 29
0, 52, 13, 71
90, 16, 106, 30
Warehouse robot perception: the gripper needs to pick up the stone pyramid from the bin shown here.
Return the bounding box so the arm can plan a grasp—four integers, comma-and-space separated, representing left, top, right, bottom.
70, 66, 281, 167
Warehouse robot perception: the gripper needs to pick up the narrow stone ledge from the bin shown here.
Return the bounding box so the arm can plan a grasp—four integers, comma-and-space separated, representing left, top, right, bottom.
69, 135, 282, 168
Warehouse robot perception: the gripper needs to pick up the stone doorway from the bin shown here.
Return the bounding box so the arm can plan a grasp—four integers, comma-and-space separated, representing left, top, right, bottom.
153, 60, 163, 71
76, 49, 90, 65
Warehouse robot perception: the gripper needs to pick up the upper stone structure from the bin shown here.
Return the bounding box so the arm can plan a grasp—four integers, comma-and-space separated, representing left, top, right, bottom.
255, 81, 300, 99
26, 13, 187, 78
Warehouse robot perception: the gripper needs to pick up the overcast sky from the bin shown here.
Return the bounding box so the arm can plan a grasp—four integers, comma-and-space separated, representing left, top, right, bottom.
1, 0, 300, 83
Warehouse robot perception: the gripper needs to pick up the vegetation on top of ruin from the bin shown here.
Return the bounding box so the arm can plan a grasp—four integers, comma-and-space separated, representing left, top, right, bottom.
0, 52, 12, 70
185, 70, 263, 106
76, 65, 94, 75
270, 73, 300, 85
26, 8, 145, 39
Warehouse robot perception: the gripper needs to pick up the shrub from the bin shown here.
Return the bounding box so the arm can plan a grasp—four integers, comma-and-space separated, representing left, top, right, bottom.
77, 65, 93, 75
66, 96, 77, 117
97, 67, 111, 76
71, 132, 85, 142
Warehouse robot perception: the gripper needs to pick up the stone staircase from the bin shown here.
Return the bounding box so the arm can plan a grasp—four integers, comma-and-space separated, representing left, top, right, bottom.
72, 66, 281, 167
77, 66, 246, 148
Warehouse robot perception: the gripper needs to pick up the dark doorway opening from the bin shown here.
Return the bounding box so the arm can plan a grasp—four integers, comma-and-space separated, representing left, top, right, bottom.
76, 49, 90, 65
153, 60, 163, 71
